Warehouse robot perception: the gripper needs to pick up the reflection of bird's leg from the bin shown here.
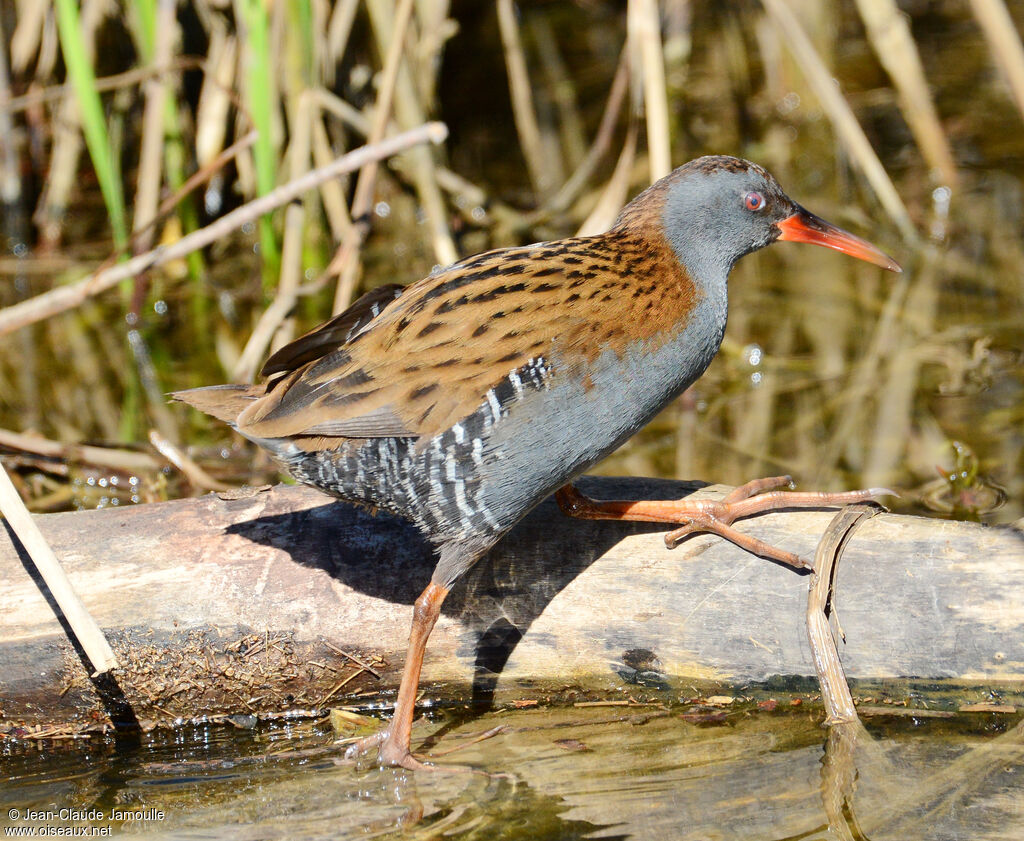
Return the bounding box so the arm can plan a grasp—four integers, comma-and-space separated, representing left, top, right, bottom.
556, 477, 889, 570
345, 581, 449, 771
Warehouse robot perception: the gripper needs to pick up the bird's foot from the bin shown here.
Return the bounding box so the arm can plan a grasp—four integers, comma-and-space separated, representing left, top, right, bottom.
660, 476, 891, 569
557, 476, 892, 570
344, 726, 434, 771
344, 725, 478, 773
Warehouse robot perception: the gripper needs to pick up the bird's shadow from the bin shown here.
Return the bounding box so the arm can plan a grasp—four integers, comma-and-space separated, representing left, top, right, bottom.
226, 476, 701, 710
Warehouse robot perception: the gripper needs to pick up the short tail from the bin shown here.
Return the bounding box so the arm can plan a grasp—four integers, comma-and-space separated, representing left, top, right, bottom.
171, 384, 262, 425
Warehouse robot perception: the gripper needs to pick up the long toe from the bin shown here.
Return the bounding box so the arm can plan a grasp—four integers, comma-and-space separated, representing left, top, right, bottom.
344, 728, 387, 761
722, 475, 794, 503
382, 746, 436, 772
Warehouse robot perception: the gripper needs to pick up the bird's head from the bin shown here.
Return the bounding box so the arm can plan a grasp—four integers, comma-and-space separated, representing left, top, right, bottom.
657, 156, 901, 281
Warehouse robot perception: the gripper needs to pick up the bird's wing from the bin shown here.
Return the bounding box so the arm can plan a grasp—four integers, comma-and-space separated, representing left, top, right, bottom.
235, 228, 695, 446
260, 283, 406, 376
236, 241, 602, 443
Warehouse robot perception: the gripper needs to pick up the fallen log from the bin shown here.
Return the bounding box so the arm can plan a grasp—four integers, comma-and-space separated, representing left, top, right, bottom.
1, 476, 1022, 732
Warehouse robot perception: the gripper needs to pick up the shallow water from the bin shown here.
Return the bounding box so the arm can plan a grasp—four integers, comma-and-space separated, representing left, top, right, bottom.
3, 705, 1022, 840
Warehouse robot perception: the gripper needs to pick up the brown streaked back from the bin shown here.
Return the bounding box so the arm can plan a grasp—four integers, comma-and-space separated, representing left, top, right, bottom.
235, 213, 698, 446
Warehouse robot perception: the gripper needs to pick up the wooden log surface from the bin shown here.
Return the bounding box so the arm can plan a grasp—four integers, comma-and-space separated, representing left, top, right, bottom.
2, 476, 1022, 732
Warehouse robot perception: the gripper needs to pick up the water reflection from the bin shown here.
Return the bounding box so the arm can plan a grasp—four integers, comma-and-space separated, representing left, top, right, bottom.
3, 707, 1021, 840
821, 717, 1024, 841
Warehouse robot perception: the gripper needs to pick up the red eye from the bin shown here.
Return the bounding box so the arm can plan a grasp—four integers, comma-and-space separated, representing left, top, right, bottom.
744, 191, 764, 211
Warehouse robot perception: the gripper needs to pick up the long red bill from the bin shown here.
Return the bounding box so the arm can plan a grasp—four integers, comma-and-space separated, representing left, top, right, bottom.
776, 207, 902, 272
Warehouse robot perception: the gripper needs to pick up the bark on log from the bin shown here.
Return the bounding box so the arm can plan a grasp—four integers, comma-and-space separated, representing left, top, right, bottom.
2, 476, 1022, 732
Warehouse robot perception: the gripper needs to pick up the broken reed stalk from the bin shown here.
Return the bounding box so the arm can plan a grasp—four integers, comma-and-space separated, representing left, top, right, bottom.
853, 0, 958, 188
0, 122, 449, 339
807, 504, 881, 724
760, 0, 916, 241
0, 460, 118, 674
147, 429, 231, 492
968, 0, 1024, 120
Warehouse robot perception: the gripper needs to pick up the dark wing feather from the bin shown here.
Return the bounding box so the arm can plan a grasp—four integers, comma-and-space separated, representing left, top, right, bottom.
261, 284, 405, 376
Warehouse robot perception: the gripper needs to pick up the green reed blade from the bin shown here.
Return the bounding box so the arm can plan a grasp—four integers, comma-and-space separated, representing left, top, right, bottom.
54, 0, 129, 250
238, 0, 281, 290
130, 0, 209, 342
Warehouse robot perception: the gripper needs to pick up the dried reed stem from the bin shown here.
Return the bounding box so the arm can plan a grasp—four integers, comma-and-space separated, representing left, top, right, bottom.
0, 427, 161, 473
329, 0, 416, 313
310, 112, 352, 241
761, 0, 916, 240
547, 48, 630, 215
325, 0, 360, 85
9, 0, 47, 74
147, 429, 231, 492
530, 15, 587, 170
968, 0, 1024, 120
132, 0, 176, 253
195, 22, 238, 171
35, 0, 106, 248
315, 86, 510, 228
154, 131, 258, 227
0, 17, 22, 209
365, 0, 457, 267
854, 0, 958, 187
497, 0, 555, 198
813, 269, 912, 482
0, 123, 449, 339
807, 505, 878, 724
628, 0, 672, 180
232, 91, 314, 383
2, 56, 205, 115
0, 460, 118, 674
577, 120, 638, 236
863, 258, 937, 486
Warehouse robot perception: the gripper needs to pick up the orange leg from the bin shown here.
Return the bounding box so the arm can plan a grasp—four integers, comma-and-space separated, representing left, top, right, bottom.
556, 476, 888, 570
345, 580, 449, 771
